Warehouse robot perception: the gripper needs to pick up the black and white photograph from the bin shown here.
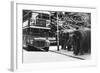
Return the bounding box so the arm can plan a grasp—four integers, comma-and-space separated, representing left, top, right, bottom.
22, 10, 91, 63
10, 1, 97, 71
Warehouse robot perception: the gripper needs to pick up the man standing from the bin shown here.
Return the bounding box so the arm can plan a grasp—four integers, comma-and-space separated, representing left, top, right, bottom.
61, 32, 69, 50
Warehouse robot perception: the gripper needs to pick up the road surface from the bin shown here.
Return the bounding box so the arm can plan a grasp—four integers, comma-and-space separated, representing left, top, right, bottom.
23, 46, 80, 63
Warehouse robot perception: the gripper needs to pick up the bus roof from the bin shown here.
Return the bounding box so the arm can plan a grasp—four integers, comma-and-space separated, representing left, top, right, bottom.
32, 11, 50, 14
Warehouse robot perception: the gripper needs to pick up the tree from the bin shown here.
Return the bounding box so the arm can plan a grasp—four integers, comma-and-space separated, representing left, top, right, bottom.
23, 10, 32, 22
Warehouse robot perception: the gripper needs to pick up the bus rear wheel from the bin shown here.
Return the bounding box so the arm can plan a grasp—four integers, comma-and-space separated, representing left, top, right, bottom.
43, 47, 49, 52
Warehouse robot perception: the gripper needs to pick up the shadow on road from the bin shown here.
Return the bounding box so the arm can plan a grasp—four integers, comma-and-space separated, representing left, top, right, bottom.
23, 46, 45, 51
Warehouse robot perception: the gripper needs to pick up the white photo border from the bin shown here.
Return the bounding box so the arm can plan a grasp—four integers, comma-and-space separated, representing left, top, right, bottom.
11, 1, 97, 71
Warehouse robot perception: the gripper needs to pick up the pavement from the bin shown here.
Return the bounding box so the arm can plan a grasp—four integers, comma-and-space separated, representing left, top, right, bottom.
49, 46, 91, 60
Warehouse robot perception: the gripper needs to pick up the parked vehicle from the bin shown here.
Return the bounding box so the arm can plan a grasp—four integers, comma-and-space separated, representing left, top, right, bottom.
23, 11, 51, 51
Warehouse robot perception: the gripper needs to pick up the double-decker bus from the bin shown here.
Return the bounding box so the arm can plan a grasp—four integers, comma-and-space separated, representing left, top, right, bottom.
23, 11, 51, 51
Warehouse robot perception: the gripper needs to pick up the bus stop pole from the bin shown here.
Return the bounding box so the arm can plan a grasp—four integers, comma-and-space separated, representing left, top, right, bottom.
57, 12, 59, 51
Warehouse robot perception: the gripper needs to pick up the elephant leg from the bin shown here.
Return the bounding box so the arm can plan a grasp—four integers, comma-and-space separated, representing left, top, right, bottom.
73, 39, 80, 55
67, 45, 72, 51
63, 43, 66, 50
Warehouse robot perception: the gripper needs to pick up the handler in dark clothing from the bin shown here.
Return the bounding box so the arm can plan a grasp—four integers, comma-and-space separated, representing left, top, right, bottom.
61, 32, 69, 50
